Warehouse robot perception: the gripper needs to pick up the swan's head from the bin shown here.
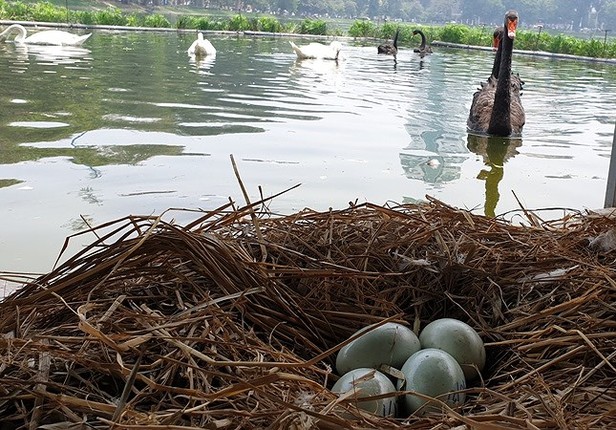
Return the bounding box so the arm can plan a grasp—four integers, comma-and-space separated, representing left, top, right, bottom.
505, 10, 519, 39
412, 29, 422, 36
197, 32, 204, 41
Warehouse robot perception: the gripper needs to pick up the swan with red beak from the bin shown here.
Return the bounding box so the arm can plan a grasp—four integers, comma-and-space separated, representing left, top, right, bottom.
467, 10, 525, 137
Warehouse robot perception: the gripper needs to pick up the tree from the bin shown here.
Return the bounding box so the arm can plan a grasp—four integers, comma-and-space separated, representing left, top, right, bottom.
366, 0, 380, 18
343, 0, 358, 17
277, 0, 298, 14
401, 0, 424, 21
600, 0, 616, 28
384, 0, 402, 18
459, 0, 503, 24
504, 0, 558, 25
426, 0, 461, 22
556, 0, 590, 28
297, 0, 329, 15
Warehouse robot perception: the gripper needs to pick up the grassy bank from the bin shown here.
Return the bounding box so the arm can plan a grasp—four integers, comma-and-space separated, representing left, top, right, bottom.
350, 21, 616, 59
1, 0, 615, 58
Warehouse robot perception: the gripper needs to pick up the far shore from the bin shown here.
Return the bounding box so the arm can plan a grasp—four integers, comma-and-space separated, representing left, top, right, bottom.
2, 19, 616, 64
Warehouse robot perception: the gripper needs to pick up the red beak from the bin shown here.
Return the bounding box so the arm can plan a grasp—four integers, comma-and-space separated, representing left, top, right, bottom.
507, 18, 518, 39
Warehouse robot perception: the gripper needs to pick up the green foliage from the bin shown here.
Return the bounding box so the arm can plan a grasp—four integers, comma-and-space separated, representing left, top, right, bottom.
379, 22, 398, 39
282, 21, 298, 33
583, 39, 605, 57
175, 15, 224, 31
298, 18, 327, 35
438, 24, 471, 44
605, 41, 616, 58
396, 26, 415, 44
513, 29, 614, 58
93, 7, 127, 26
199, 16, 226, 31
467, 27, 493, 47
125, 14, 140, 27
30, 1, 66, 22
514, 30, 542, 50
348, 19, 376, 37
546, 35, 580, 54
195, 17, 213, 30
176, 15, 197, 29
3, 1, 32, 20
227, 14, 250, 31
254, 15, 282, 33
143, 13, 170, 28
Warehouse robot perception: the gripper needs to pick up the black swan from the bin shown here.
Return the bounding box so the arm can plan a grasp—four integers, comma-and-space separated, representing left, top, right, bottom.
378, 28, 399, 55
412, 29, 432, 55
467, 11, 525, 137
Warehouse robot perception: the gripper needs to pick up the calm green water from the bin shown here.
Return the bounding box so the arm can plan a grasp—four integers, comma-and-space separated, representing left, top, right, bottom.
1, 29, 615, 274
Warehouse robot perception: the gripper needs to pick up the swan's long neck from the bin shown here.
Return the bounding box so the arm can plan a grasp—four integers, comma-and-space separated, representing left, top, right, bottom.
418, 31, 427, 49
393, 29, 399, 49
488, 19, 515, 136
491, 45, 502, 78
490, 30, 503, 79
0, 24, 27, 42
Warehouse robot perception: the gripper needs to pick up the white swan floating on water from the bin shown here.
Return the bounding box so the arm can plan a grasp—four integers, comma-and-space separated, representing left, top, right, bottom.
187, 32, 216, 58
0, 24, 91, 46
289, 40, 342, 60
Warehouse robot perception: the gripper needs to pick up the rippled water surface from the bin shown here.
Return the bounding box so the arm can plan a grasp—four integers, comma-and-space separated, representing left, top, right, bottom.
1, 30, 615, 274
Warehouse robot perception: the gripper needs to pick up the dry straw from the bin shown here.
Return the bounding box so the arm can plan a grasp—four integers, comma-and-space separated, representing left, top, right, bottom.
0, 196, 615, 429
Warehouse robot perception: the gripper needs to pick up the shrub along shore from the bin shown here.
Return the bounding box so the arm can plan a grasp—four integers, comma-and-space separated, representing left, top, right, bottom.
1, 0, 615, 60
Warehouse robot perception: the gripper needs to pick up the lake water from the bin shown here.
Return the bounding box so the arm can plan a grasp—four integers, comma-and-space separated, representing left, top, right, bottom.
1, 29, 615, 275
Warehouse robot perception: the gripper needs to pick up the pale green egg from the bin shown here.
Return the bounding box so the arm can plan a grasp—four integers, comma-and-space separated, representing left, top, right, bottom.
397, 348, 466, 416
336, 322, 421, 375
419, 318, 486, 380
331, 368, 398, 417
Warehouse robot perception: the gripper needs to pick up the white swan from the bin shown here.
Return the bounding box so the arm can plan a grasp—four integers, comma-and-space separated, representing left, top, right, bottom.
187, 32, 216, 58
289, 40, 341, 60
0, 24, 91, 46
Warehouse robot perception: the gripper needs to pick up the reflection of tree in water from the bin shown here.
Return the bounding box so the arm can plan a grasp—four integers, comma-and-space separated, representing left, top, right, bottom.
69, 144, 185, 167
399, 128, 468, 184
467, 134, 522, 218
79, 187, 102, 206
0, 127, 185, 168
400, 56, 468, 186
63, 214, 95, 233
0, 134, 185, 193
0, 179, 22, 189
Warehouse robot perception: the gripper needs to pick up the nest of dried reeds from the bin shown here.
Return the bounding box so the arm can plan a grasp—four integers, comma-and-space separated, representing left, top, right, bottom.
0, 197, 615, 429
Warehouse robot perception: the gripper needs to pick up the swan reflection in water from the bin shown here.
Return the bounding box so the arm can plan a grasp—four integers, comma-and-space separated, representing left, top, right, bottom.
189, 53, 216, 73
467, 134, 522, 218
292, 57, 342, 75
289, 57, 344, 89
7, 42, 90, 65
